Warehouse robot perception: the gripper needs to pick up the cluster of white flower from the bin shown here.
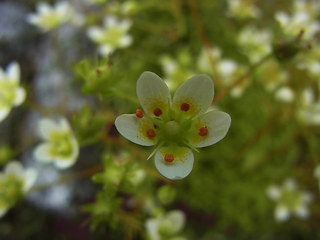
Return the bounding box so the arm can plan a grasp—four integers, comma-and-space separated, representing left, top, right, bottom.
0, 62, 26, 122
160, 55, 194, 92
226, 0, 261, 19
267, 178, 312, 222
275, 0, 320, 40
27, 1, 84, 32
197, 48, 247, 97
237, 25, 273, 63
297, 88, 320, 125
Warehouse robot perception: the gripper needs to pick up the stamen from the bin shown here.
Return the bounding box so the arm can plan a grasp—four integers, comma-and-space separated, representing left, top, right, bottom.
199, 127, 208, 136
136, 109, 144, 118
164, 154, 174, 163
180, 103, 190, 111
147, 129, 156, 139
153, 108, 162, 116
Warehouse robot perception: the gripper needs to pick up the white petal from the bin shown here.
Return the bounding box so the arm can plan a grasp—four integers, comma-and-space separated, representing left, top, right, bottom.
145, 219, 160, 240
165, 210, 185, 233
13, 87, 26, 106
136, 71, 171, 116
275, 12, 289, 25
38, 118, 59, 140
54, 156, 76, 169
119, 35, 132, 47
58, 118, 71, 131
0, 108, 10, 122
23, 168, 38, 192
154, 146, 194, 180
295, 205, 310, 219
172, 74, 214, 116
33, 143, 54, 163
115, 114, 156, 146
87, 27, 103, 41
275, 87, 294, 103
37, 2, 51, 14
0, 207, 8, 218
266, 186, 281, 200
5, 161, 24, 177
103, 15, 117, 27
7, 62, 20, 82
190, 111, 231, 148
99, 45, 114, 56
275, 205, 290, 222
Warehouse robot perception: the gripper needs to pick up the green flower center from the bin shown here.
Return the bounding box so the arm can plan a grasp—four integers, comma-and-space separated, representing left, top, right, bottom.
164, 121, 180, 139
49, 132, 73, 158
0, 174, 24, 209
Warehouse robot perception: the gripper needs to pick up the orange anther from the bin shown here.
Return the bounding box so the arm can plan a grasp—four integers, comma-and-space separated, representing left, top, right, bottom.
180, 103, 190, 111
147, 129, 156, 139
153, 108, 162, 116
165, 154, 174, 163
199, 127, 208, 136
136, 109, 144, 118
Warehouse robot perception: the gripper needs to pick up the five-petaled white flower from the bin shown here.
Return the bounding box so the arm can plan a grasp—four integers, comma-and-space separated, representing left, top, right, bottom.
0, 161, 37, 218
0, 62, 26, 122
266, 178, 313, 222
27, 1, 83, 32
145, 210, 186, 240
115, 72, 231, 180
87, 16, 132, 56
34, 118, 79, 169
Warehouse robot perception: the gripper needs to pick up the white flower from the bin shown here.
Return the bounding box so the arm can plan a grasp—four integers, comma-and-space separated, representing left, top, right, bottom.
275, 11, 320, 40
197, 47, 221, 74
87, 16, 132, 56
27, 1, 84, 32
0, 62, 26, 122
146, 210, 186, 240
0, 161, 37, 218
297, 88, 320, 125
34, 118, 79, 169
226, 0, 261, 19
238, 25, 272, 63
115, 72, 231, 180
275, 87, 295, 103
266, 178, 312, 222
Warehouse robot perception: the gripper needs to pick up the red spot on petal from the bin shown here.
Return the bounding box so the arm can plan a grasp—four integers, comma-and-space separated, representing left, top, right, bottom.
165, 154, 174, 163
153, 124, 158, 129
199, 127, 208, 136
136, 109, 143, 118
180, 103, 190, 111
147, 129, 156, 139
153, 108, 162, 116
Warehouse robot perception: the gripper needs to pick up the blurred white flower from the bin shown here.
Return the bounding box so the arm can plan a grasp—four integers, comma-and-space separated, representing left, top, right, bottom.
256, 60, 288, 91
238, 25, 272, 63
197, 48, 247, 97
294, 0, 320, 18
87, 16, 132, 56
160, 55, 194, 92
0, 161, 37, 218
0, 62, 26, 122
145, 210, 186, 240
314, 164, 320, 192
275, 11, 320, 40
226, 0, 261, 19
34, 118, 79, 169
275, 87, 295, 103
298, 88, 320, 125
27, 1, 84, 32
266, 178, 312, 222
